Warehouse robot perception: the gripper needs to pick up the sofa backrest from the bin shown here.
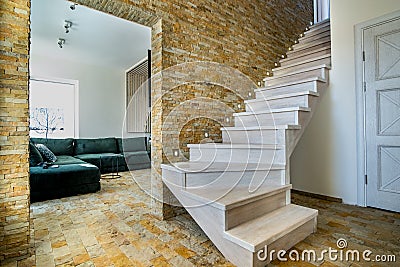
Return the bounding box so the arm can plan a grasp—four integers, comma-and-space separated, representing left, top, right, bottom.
74, 138, 118, 155
117, 137, 147, 153
31, 138, 74, 156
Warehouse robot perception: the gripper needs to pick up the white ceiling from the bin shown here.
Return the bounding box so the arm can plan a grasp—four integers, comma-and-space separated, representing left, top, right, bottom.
30, 0, 151, 70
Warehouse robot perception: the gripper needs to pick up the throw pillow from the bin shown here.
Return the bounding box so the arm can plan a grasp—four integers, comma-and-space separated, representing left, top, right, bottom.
29, 142, 43, 166
36, 144, 57, 163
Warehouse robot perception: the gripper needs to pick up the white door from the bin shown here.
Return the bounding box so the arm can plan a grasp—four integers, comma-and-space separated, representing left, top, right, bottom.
365, 17, 400, 212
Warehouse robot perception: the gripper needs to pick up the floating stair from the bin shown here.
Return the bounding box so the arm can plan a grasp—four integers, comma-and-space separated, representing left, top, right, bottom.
162, 19, 331, 266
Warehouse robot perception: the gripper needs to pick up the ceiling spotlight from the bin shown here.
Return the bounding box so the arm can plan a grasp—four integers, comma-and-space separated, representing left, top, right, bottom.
64, 20, 72, 33
70, 3, 77, 10
58, 38, 65, 48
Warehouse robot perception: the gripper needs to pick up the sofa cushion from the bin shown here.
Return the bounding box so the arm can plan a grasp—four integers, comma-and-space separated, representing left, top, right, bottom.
117, 137, 147, 153
31, 138, 74, 156
36, 144, 57, 163
29, 142, 43, 167
30, 163, 100, 202
124, 151, 150, 165
75, 153, 125, 170
55, 155, 86, 165
75, 138, 117, 155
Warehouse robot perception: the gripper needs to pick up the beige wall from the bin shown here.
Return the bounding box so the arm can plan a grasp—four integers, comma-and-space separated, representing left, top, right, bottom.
291, 0, 400, 204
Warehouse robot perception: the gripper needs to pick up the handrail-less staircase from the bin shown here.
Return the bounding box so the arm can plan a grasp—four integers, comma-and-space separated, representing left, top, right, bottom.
162, 19, 331, 267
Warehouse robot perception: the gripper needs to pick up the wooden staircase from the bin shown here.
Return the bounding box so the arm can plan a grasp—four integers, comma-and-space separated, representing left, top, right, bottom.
161, 19, 331, 267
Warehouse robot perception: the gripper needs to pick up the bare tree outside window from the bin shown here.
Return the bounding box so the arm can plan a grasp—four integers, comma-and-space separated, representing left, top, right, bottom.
30, 107, 64, 139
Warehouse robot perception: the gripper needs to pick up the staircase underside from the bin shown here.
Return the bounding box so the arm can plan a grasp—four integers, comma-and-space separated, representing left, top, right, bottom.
162, 19, 331, 267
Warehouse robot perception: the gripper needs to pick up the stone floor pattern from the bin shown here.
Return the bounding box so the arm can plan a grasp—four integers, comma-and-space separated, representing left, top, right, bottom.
6, 169, 400, 267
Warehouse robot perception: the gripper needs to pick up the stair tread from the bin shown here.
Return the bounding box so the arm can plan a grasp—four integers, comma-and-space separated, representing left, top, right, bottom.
304, 24, 330, 36
256, 77, 325, 91
271, 56, 331, 73
224, 204, 318, 252
161, 161, 285, 173
183, 183, 291, 210
309, 18, 330, 29
233, 106, 311, 117
245, 91, 319, 104
188, 143, 285, 149
222, 125, 301, 131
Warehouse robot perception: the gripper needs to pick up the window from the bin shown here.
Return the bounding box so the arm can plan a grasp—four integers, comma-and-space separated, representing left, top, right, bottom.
29, 78, 79, 138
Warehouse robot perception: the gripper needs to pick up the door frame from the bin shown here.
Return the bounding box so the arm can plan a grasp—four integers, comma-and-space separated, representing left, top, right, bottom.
355, 10, 400, 207
29, 76, 80, 138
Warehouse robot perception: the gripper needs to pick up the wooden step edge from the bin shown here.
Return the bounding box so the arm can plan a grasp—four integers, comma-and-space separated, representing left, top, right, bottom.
245, 91, 319, 104
188, 143, 285, 149
221, 125, 301, 131
223, 204, 318, 252
272, 57, 331, 73
256, 77, 325, 91
161, 162, 286, 174
233, 106, 311, 117
182, 184, 292, 211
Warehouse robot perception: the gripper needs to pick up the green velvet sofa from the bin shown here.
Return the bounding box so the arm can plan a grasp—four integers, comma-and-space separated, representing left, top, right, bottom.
29, 137, 150, 202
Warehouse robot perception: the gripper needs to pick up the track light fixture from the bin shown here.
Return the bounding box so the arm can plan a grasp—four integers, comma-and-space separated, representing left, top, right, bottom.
64, 20, 72, 33
70, 3, 77, 10
58, 38, 65, 48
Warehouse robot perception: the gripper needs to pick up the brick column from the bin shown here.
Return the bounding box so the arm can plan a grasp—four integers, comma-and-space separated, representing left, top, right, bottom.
0, 0, 31, 262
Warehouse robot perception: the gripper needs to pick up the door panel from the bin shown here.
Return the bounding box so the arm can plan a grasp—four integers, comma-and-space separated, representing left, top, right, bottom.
365, 18, 400, 212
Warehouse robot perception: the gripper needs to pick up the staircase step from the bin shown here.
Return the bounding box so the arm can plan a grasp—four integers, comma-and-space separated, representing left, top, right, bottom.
291, 36, 331, 53
224, 204, 318, 253
188, 143, 286, 164
309, 18, 330, 31
303, 23, 330, 38
298, 30, 331, 45
234, 107, 310, 127
273, 55, 331, 74
256, 77, 326, 98
245, 91, 319, 111
222, 125, 301, 145
161, 161, 286, 190
183, 184, 291, 230
265, 65, 330, 87
281, 47, 331, 66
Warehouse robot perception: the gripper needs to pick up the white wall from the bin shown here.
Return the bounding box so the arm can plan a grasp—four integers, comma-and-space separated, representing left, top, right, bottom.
30, 54, 145, 138
291, 0, 400, 204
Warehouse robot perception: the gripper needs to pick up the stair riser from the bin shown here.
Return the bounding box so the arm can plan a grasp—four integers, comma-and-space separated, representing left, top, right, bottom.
256, 81, 321, 98
272, 61, 330, 79
162, 168, 285, 188
298, 30, 331, 45
245, 95, 317, 112
225, 191, 287, 230
190, 147, 286, 164
265, 68, 328, 88
222, 128, 292, 145
234, 111, 308, 127
292, 37, 331, 52
281, 48, 331, 66
187, 169, 285, 188
287, 40, 331, 58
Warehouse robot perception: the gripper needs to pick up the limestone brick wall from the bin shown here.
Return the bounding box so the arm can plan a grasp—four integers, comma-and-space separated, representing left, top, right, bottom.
0, 0, 31, 262
0, 0, 312, 261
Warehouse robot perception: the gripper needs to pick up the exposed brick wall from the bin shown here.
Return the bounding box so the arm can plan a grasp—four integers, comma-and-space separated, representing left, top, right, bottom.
0, 0, 312, 260
0, 0, 31, 262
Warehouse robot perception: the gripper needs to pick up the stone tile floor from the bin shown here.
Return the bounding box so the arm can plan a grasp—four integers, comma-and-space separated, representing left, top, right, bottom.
5, 169, 400, 267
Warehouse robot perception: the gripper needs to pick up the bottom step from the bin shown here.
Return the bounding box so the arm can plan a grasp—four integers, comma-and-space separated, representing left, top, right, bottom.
224, 204, 318, 265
